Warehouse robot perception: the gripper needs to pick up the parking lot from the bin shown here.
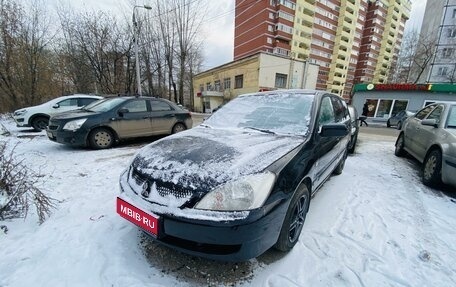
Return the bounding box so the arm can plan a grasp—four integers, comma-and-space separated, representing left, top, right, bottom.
0, 116, 455, 287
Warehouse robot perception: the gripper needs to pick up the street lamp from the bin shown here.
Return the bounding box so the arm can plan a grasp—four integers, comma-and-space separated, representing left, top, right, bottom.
133, 4, 152, 96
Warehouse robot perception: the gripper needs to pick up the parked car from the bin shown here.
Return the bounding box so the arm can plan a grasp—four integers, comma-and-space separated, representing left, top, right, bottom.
395, 103, 456, 188
13, 94, 103, 131
117, 90, 350, 261
387, 110, 414, 129
46, 96, 192, 149
347, 105, 359, 154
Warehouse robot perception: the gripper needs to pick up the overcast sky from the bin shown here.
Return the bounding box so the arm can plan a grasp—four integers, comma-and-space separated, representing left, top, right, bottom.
44, 0, 426, 69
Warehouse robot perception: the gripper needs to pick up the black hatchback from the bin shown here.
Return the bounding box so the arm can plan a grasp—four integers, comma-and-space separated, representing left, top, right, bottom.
46, 96, 192, 149
117, 90, 350, 261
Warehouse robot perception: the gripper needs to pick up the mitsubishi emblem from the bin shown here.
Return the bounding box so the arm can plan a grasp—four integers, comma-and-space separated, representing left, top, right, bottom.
141, 181, 150, 197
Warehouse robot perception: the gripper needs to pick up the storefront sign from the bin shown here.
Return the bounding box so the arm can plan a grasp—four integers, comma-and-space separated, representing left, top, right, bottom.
369, 84, 431, 91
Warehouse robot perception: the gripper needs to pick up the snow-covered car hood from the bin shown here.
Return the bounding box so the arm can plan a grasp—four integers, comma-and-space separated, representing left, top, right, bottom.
51, 109, 99, 120
132, 126, 307, 192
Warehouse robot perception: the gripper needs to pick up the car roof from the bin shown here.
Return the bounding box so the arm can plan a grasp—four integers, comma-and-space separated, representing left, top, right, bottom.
238, 89, 333, 98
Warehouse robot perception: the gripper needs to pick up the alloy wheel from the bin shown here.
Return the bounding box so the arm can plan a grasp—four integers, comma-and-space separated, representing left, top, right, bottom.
288, 194, 308, 243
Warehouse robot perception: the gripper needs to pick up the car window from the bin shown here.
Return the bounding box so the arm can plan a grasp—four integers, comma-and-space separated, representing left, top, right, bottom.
397, 111, 405, 117
415, 105, 435, 120
58, 99, 78, 107
151, 100, 172, 112
446, 106, 456, 128
122, 100, 148, 113
331, 96, 348, 123
318, 97, 335, 126
78, 98, 98, 107
426, 105, 444, 124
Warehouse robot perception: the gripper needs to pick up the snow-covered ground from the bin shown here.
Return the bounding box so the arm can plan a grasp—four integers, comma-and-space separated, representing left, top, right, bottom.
0, 116, 455, 287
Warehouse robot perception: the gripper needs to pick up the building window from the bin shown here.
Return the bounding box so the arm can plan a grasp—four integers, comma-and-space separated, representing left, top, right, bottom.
206, 82, 212, 91
447, 28, 456, 38
267, 37, 273, 44
442, 48, 454, 58
437, 66, 449, 76
214, 80, 221, 91
223, 78, 231, 90
234, 75, 243, 89
453, 8, 456, 18
269, 12, 274, 19
275, 73, 288, 88
199, 84, 204, 92
268, 25, 274, 32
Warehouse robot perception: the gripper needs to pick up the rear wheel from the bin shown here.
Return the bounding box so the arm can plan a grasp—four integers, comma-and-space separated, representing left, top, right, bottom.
275, 185, 310, 252
31, 116, 49, 131
397, 121, 403, 130
386, 120, 391, 128
333, 151, 347, 175
89, 128, 114, 149
348, 133, 358, 154
172, 123, 186, 134
422, 149, 442, 187
395, 134, 405, 157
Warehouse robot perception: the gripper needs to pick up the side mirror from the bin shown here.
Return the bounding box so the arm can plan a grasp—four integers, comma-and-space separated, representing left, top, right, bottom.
52, 104, 60, 109
118, 108, 129, 117
421, 118, 438, 128
320, 123, 349, 137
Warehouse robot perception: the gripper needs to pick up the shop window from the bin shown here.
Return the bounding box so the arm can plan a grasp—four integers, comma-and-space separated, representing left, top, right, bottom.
275, 73, 287, 88
235, 75, 244, 89
363, 99, 378, 117
375, 100, 393, 118
391, 100, 408, 116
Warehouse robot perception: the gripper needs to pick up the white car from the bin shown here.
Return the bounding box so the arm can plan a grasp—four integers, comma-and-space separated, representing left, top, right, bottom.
13, 94, 103, 131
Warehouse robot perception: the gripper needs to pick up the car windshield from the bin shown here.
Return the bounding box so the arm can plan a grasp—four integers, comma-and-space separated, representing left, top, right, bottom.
82, 99, 105, 110
85, 98, 126, 112
204, 92, 314, 136
447, 105, 456, 129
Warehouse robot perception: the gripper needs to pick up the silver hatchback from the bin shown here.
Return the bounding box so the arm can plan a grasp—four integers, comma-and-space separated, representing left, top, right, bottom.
395, 103, 456, 188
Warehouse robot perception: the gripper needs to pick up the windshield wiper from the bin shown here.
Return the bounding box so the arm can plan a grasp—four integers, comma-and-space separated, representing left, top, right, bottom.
244, 127, 276, 135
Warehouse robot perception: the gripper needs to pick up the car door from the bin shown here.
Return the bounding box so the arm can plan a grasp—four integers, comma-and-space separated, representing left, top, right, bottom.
312, 96, 340, 189
414, 105, 444, 161
112, 99, 153, 138
404, 105, 435, 154
150, 100, 176, 135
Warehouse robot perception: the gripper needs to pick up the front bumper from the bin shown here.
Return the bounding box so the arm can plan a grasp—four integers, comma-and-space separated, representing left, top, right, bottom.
13, 117, 29, 127
118, 170, 289, 261
46, 128, 89, 147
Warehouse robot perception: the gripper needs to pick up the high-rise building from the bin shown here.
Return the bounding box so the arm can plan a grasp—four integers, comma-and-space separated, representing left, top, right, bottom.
234, 0, 411, 99
418, 0, 456, 83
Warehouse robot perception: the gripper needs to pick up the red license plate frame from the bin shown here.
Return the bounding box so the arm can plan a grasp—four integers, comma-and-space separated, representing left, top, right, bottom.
117, 197, 159, 236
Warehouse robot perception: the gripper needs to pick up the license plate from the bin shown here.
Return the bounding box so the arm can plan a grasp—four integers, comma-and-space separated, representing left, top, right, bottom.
47, 131, 54, 139
117, 197, 159, 236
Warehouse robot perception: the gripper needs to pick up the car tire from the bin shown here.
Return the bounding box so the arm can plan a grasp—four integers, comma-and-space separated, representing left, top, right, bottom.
395, 133, 406, 157
348, 133, 358, 154
89, 128, 114, 149
422, 149, 442, 187
31, 116, 49, 132
333, 151, 347, 175
172, 123, 186, 134
386, 120, 391, 128
274, 184, 310, 252
397, 121, 402, 130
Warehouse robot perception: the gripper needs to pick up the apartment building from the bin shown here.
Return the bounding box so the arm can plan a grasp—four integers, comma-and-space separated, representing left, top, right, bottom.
418, 0, 456, 83
234, 0, 411, 99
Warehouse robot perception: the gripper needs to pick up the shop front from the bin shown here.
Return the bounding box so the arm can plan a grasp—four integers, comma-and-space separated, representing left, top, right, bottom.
352, 83, 456, 123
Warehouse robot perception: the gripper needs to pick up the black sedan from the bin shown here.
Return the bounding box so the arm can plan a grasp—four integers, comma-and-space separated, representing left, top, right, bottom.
46, 96, 192, 149
117, 90, 351, 261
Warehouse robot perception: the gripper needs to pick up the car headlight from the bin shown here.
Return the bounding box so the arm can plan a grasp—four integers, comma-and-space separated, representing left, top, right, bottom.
14, 109, 27, 116
63, 118, 87, 131
195, 171, 276, 211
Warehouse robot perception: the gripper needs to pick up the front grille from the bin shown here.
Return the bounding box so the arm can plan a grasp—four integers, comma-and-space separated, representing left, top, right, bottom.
48, 125, 59, 131
131, 167, 193, 200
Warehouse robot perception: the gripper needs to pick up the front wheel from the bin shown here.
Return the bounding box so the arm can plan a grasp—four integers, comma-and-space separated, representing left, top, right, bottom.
274, 185, 310, 252
386, 120, 391, 128
32, 116, 49, 131
397, 121, 403, 130
422, 149, 442, 187
89, 128, 114, 149
395, 134, 405, 157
